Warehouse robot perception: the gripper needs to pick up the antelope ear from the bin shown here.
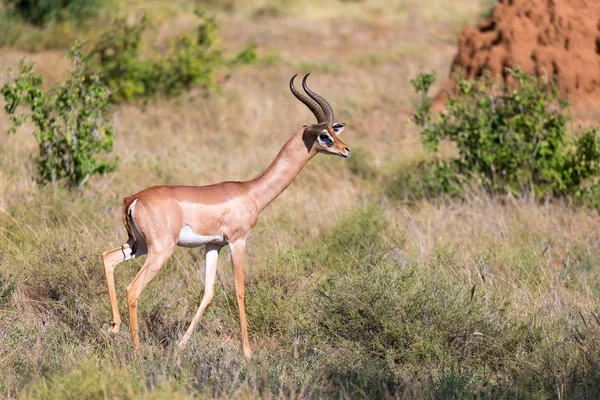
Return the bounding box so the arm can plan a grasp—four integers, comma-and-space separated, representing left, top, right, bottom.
333, 122, 345, 135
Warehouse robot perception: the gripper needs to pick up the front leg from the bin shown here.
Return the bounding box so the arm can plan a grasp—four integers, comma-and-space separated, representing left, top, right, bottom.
177, 243, 222, 351
229, 240, 251, 358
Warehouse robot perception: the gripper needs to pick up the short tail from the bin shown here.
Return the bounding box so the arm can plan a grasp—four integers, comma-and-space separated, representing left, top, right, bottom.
121, 196, 137, 243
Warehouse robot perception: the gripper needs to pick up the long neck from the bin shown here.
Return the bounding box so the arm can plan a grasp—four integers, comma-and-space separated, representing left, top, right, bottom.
242, 128, 315, 212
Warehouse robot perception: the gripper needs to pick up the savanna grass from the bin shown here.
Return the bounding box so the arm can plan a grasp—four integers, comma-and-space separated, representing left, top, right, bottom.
2, 0, 600, 398
2, 193, 600, 398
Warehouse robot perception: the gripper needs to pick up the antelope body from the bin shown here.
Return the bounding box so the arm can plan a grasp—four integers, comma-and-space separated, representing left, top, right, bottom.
101, 74, 350, 357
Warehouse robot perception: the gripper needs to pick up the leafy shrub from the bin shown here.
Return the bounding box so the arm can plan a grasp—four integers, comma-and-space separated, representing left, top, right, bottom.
4, 0, 103, 26
1, 42, 117, 188
84, 14, 154, 103
85, 9, 257, 103
405, 68, 600, 203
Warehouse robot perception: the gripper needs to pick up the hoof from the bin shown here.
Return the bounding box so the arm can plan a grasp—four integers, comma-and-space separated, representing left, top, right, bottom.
109, 323, 120, 334
173, 350, 182, 367
243, 347, 252, 359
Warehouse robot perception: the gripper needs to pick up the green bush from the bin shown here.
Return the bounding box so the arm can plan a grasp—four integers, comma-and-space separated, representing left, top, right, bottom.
85, 14, 155, 103
1, 42, 117, 189
4, 0, 103, 26
85, 10, 257, 103
405, 69, 600, 203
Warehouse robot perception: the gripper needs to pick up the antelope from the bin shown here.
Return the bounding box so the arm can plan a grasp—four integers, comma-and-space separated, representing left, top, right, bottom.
101, 74, 350, 358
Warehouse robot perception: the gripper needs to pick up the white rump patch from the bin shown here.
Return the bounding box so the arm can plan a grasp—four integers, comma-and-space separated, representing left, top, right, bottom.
127, 198, 146, 245
129, 199, 137, 219
177, 225, 225, 248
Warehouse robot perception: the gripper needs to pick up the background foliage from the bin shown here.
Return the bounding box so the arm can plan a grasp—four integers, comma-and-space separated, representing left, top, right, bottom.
391, 69, 600, 204
85, 10, 256, 103
4, 0, 103, 26
1, 43, 116, 188
0, 7, 256, 188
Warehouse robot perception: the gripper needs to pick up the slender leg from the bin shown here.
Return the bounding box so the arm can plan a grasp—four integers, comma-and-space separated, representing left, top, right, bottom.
230, 240, 251, 358
102, 244, 132, 333
126, 248, 172, 349
177, 243, 223, 351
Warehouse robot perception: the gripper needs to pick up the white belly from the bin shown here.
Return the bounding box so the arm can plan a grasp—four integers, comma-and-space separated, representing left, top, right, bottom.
177, 225, 225, 248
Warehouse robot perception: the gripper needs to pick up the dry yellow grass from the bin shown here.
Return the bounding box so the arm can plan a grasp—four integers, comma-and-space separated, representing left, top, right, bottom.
2, 0, 600, 398
0, 0, 464, 216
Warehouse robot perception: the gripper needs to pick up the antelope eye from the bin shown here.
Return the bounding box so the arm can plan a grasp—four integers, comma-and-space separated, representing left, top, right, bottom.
318, 134, 334, 147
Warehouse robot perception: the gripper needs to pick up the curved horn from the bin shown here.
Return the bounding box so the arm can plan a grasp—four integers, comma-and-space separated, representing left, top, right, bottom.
302, 73, 333, 126
289, 74, 326, 123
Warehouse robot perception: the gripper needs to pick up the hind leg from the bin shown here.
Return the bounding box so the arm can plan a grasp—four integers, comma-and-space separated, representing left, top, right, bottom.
102, 240, 147, 333
126, 247, 173, 349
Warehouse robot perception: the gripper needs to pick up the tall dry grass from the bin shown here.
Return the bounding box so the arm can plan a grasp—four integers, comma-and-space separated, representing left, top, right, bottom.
2, 0, 600, 398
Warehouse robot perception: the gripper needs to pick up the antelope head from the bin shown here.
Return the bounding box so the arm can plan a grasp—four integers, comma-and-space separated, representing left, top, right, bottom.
290, 73, 350, 158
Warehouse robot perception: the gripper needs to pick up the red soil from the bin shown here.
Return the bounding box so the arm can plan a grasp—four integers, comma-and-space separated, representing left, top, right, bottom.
438, 0, 600, 111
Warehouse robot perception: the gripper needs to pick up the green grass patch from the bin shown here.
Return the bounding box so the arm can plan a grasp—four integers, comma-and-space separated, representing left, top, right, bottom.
2, 190, 600, 398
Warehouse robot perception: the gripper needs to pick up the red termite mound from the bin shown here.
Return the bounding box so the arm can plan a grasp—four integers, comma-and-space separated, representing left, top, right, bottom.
438, 0, 600, 111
